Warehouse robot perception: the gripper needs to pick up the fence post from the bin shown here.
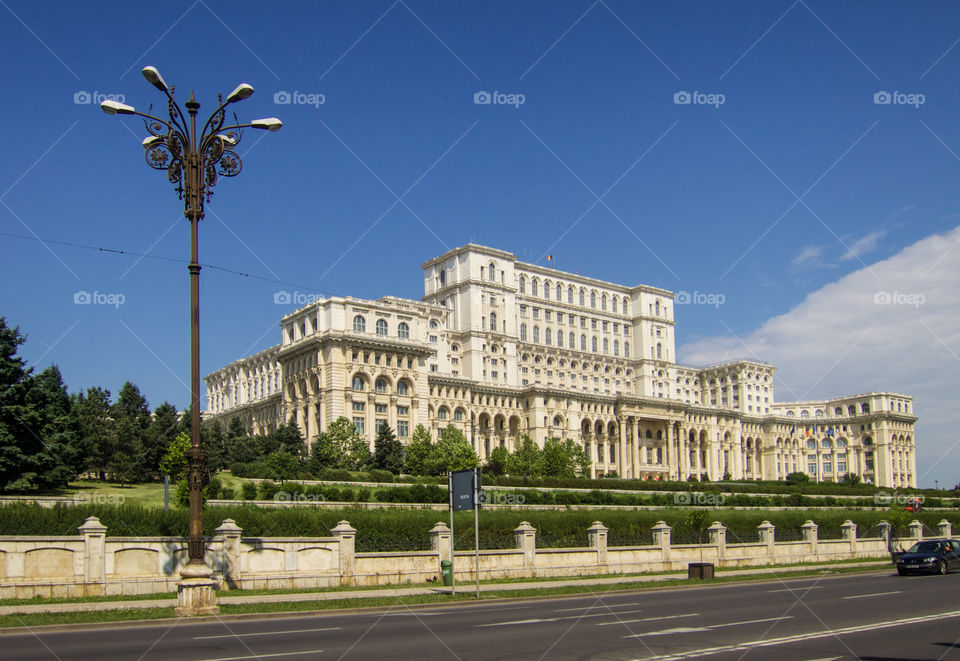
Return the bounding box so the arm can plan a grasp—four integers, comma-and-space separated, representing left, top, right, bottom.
331, 520, 357, 586
909, 519, 924, 541
78, 516, 107, 595
214, 519, 243, 588
939, 519, 952, 539
756, 520, 776, 556
840, 519, 857, 554
800, 520, 819, 555
707, 521, 726, 561
429, 522, 452, 578
651, 521, 672, 563
514, 521, 537, 570
587, 521, 609, 568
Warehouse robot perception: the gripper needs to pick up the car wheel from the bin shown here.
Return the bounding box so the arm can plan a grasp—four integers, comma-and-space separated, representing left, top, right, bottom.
939, 560, 948, 575
897, 568, 907, 576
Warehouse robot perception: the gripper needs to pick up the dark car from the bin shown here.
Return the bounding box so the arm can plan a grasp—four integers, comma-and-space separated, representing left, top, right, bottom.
896, 539, 960, 575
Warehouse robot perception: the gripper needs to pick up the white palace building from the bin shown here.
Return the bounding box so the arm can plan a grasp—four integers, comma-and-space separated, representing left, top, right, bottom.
205, 244, 917, 488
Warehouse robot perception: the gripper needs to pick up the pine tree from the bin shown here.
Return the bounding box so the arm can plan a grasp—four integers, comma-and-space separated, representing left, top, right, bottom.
142, 402, 178, 478
372, 421, 403, 474
72, 387, 115, 479
403, 424, 433, 475
111, 382, 150, 469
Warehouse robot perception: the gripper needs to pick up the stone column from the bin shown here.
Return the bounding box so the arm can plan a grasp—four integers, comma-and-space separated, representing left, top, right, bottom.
707, 521, 726, 561
757, 520, 776, 556
678, 426, 688, 481
630, 419, 640, 480
331, 520, 357, 586
618, 419, 627, 478
663, 421, 673, 480
587, 521, 609, 568
877, 520, 891, 549
939, 519, 953, 539
429, 521, 452, 578
514, 521, 537, 570
78, 516, 107, 594
909, 519, 924, 541
214, 519, 243, 589
840, 519, 857, 554
801, 520, 819, 555
651, 521, 672, 562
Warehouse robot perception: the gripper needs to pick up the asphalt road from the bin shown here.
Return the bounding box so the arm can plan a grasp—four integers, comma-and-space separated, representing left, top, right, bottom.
3, 570, 960, 660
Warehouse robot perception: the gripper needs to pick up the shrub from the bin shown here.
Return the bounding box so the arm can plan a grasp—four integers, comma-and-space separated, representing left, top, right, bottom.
367, 469, 395, 483
241, 482, 258, 501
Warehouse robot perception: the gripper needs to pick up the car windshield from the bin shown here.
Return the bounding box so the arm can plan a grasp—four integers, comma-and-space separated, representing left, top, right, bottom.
908, 542, 943, 554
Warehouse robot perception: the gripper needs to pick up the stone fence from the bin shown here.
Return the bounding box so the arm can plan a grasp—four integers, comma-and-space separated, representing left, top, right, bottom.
0, 516, 948, 599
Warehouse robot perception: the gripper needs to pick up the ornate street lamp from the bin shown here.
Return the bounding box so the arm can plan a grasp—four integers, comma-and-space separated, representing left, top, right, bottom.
101, 66, 281, 615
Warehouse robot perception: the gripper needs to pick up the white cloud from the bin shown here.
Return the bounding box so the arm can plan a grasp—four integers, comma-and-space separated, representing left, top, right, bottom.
679, 225, 960, 488
841, 229, 887, 261
792, 245, 823, 266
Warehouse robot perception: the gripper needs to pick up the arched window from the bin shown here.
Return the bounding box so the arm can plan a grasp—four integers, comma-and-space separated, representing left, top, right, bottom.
490, 312, 497, 332
592, 336, 598, 352
376, 319, 388, 336
398, 322, 410, 339
353, 315, 366, 333
800, 410, 810, 418
569, 332, 575, 348
533, 326, 540, 343
519, 276, 526, 294
520, 323, 527, 342
623, 341, 629, 357
545, 328, 552, 345
590, 292, 597, 308
429, 319, 439, 329
489, 262, 496, 280
622, 299, 628, 315
557, 331, 563, 347
568, 286, 574, 303
532, 280, 539, 296
438, 407, 448, 420
454, 408, 464, 421
655, 300, 661, 316
580, 334, 587, 351
602, 338, 608, 354
352, 375, 364, 391
613, 340, 619, 356
396, 380, 409, 396
544, 281, 550, 299
579, 289, 585, 306
556, 284, 562, 300
656, 343, 662, 359
601, 294, 607, 311
438, 270, 446, 287
375, 378, 388, 393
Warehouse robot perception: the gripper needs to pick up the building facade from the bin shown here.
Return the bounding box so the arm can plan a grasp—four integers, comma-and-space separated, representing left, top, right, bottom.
205, 244, 917, 488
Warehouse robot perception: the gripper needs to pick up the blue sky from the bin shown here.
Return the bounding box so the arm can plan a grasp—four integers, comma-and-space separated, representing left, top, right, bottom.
2, 1, 959, 487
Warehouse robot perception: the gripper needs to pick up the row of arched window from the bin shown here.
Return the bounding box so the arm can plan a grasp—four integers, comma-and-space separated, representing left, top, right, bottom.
518, 276, 630, 315
519, 324, 630, 356
352, 374, 412, 395
353, 315, 410, 339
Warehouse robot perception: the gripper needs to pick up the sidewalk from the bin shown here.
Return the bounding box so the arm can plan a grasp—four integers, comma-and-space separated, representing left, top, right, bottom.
0, 560, 892, 616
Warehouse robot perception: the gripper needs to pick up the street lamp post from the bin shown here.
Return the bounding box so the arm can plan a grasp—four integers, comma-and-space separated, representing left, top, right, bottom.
101, 66, 281, 616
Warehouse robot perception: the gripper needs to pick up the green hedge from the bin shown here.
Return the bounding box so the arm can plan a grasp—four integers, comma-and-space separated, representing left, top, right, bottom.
2, 503, 956, 553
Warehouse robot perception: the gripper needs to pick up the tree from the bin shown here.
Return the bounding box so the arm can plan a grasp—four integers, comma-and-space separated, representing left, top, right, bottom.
839, 472, 861, 486
26, 365, 85, 488
111, 382, 150, 470
159, 432, 191, 481
484, 445, 510, 476
373, 421, 403, 474
507, 435, 541, 477
785, 471, 810, 486
427, 425, 479, 474
225, 415, 258, 464
403, 424, 433, 475
271, 417, 305, 458
142, 402, 178, 478
264, 450, 300, 480
310, 417, 369, 472
73, 387, 115, 479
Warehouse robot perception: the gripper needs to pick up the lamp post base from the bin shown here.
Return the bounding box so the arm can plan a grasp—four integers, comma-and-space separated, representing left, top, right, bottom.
175, 561, 219, 616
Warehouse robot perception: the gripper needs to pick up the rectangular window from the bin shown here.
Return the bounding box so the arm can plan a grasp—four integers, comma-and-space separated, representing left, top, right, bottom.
375, 418, 387, 431
353, 417, 365, 435
375, 403, 388, 414
397, 405, 409, 416
397, 421, 409, 437
520, 305, 527, 316
429, 335, 437, 343
533, 308, 540, 319
545, 310, 552, 321
352, 402, 365, 412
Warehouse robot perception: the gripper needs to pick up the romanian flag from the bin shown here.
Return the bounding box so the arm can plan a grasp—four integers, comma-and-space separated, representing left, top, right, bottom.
546, 255, 554, 262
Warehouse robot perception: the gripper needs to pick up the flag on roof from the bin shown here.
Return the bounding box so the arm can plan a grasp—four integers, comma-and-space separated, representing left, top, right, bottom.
546, 255, 554, 262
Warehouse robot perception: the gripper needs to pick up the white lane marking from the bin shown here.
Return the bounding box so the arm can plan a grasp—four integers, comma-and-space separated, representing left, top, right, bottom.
624, 608, 960, 660
841, 590, 901, 600
624, 616, 790, 638
477, 608, 647, 627
597, 613, 700, 626
768, 586, 822, 593
554, 601, 643, 612
195, 627, 340, 640
196, 650, 323, 661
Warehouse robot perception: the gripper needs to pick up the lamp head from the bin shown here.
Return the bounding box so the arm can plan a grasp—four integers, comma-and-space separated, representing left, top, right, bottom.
101, 100, 136, 115
141, 66, 168, 92
142, 136, 163, 148
226, 83, 254, 104
250, 117, 282, 132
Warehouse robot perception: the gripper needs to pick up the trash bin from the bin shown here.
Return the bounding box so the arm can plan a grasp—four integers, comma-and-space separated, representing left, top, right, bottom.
441, 560, 453, 586
688, 562, 714, 580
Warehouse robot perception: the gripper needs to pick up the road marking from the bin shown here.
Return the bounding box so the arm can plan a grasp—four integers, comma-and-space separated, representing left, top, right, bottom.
768, 586, 822, 593
841, 591, 901, 599
196, 650, 323, 661
624, 616, 791, 638
478, 608, 646, 627
598, 613, 700, 626
555, 601, 643, 612
624, 609, 960, 660
195, 627, 340, 640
